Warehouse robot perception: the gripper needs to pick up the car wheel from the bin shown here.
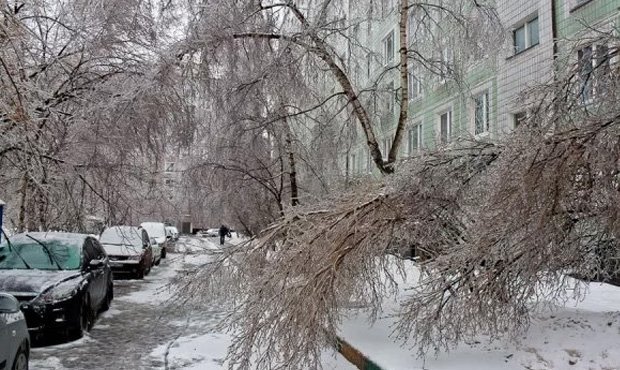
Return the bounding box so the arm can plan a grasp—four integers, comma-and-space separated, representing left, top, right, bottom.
12, 341, 28, 370
161, 247, 167, 259
144, 261, 151, 276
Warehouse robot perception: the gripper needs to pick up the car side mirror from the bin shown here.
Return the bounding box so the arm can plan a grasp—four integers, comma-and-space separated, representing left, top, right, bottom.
166, 235, 172, 240
88, 259, 104, 270
0, 293, 20, 313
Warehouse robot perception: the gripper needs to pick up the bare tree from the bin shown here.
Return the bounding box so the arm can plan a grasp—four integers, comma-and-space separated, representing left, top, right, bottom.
179, 26, 620, 369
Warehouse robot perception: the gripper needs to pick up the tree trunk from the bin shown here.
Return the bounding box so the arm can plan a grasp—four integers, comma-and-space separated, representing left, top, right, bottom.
285, 3, 392, 175
282, 115, 300, 207
388, 0, 409, 166
17, 173, 28, 233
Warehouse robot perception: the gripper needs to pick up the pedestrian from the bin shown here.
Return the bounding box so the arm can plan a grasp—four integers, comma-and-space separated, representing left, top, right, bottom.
218, 224, 229, 246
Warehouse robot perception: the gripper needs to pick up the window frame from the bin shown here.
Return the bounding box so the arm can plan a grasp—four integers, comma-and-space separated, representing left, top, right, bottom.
439, 110, 452, 145
408, 66, 422, 100
473, 90, 490, 136
577, 43, 614, 104
382, 30, 395, 65
407, 123, 423, 155
512, 16, 540, 55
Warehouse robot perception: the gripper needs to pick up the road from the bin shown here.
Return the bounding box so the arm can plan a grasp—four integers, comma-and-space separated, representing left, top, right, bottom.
30, 238, 225, 370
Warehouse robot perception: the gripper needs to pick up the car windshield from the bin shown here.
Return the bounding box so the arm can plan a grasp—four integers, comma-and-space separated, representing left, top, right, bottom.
101, 227, 143, 247
0, 236, 81, 270
141, 223, 165, 238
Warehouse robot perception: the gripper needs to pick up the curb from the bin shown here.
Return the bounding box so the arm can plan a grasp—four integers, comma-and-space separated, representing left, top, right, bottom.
336, 336, 385, 370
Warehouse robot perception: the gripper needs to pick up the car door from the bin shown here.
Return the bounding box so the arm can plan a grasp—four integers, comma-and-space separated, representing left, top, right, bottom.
82, 238, 105, 307
91, 238, 112, 289
0, 314, 8, 368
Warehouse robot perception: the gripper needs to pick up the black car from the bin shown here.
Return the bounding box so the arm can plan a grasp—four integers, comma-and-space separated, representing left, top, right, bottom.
0, 232, 113, 340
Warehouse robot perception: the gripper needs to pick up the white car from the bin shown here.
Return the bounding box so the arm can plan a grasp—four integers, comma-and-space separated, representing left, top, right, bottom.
165, 226, 179, 241
140, 222, 166, 265
204, 228, 219, 237
0, 293, 30, 370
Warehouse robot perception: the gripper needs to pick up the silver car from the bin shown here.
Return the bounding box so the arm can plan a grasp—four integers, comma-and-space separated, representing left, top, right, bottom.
0, 293, 29, 370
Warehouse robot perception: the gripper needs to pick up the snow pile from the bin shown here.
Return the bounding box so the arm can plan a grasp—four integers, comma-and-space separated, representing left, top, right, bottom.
339, 261, 620, 370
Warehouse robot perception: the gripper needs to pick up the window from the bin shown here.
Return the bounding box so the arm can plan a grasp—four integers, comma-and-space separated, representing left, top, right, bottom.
439, 110, 452, 144
383, 30, 395, 65
513, 17, 539, 54
439, 47, 453, 82
165, 162, 175, 172
514, 112, 527, 128
351, 153, 357, 174
577, 44, 612, 103
407, 124, 423, 155
408, 66, 422, 99
366, 148, 372, 173
474, 91, 490, 135
407, 10, 416, 45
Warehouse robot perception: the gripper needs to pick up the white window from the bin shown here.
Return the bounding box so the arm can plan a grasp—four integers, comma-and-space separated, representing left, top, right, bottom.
439, 110, 452, 144
383, 30, 395, 65
513, 111, 527, 128
474, 91, 490, 135
513, 17, 539, 54
577, 44, 612, 103
439, 47, 453, 82
407, 123, 423, 155
408, 66, 422, 99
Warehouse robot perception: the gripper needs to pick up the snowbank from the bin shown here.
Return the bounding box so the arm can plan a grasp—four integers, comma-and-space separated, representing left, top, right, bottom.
339, 261, 620, 370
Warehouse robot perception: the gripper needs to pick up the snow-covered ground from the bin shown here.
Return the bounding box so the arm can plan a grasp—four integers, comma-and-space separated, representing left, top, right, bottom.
340, 261, 620, 370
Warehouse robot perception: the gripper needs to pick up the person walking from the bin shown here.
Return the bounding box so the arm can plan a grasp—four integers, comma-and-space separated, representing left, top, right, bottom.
218, 224, 230, 246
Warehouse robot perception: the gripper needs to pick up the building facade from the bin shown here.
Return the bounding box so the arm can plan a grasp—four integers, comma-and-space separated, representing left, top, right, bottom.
342, 0, 620, 177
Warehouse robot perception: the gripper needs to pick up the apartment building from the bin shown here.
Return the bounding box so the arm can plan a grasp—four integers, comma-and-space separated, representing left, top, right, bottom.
344, 0, 620, 176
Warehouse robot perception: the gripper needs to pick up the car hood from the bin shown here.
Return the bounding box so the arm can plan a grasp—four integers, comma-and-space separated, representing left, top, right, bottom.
103, 244, 143, 257
0, 269, 81, 295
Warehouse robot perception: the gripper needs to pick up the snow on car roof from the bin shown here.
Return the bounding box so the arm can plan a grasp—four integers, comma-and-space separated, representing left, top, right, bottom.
100, 226, 144, 246
141, 222, 166, 238
5, 232, 88, 244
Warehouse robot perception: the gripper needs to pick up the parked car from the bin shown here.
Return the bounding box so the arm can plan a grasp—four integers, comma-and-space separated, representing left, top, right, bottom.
100, 226, 153, 279
141, 222, 169, 261
166, 226, 179, 241
165, 227, 177, 253
0, 232, 113, 340
0, 293, 29, 370
203, 228, 219, 237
